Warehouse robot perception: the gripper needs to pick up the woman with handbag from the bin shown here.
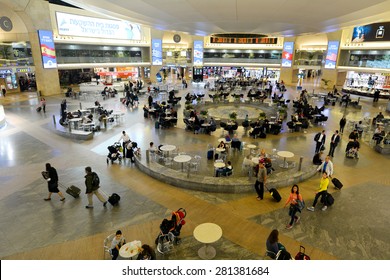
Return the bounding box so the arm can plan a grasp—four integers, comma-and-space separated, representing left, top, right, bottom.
284, 184, 304, 229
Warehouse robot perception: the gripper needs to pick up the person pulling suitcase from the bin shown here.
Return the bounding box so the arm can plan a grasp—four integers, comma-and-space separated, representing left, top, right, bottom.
254, 159, 267, 200
84, 166, 108, 209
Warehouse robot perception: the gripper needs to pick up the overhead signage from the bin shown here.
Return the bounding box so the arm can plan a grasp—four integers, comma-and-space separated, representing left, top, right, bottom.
38, 30, 57, 69
56, 12, 141, 40
281, 42, 294, 67
0, 69, 12, 74
324, 41, 340, 69
210, 36, 278, 44
352, 22, 390, 42
193, 40, 203, 66
152, 39, 162, 65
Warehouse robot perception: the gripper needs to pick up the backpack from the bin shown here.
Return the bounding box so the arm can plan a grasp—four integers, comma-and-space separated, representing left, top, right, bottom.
314, 133, 320, 142
91, 172, 100, 187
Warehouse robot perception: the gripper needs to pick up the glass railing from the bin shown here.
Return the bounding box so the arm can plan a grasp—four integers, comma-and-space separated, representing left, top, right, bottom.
203, 58, 281, 64
56, 56, 145, 64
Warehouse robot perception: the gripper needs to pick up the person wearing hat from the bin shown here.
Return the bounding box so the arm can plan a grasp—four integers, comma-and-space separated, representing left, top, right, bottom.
254, 159, 267, 200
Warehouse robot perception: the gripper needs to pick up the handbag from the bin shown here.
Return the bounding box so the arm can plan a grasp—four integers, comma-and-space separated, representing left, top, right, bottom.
296, 199, 305, 211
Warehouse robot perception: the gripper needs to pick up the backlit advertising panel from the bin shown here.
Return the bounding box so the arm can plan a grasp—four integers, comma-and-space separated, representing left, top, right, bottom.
193, 40, 203, 66
352, 22, 390, 42
56, 12, 141, 40
152, 39, 162, 65
324, 41, 339, 69
38, 30, 57, 69
281, 42, 294, 67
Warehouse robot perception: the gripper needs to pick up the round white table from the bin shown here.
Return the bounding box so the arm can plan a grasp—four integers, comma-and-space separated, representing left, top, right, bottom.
214, 161, 225, 176
246, 144, 257, 154
160, 145, 176, 157
174, 155, 192, 171
277, 151, 294, 168
119, 240, 142, 259
193, 223, 223, 259
252, 157, 260, 164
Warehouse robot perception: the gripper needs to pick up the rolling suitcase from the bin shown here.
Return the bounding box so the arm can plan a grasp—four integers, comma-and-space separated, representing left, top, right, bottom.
108, 193, 121, 206
332, 177, 343, 189
207, 149, 214, 160
266, 187, 281, 202
65, 185, 81, 198
295, 246, 311, 260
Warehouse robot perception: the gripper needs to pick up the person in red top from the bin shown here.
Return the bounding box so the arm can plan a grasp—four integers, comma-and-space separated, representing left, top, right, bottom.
284, 184, 303, 229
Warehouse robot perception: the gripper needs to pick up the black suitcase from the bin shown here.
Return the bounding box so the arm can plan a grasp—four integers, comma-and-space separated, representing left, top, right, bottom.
332, 178, 343, 189
267, 187, 281, 202
66, 185, 81, 198
207, 149, 214, 160
36, 107, 42, 112
325, 193, 334, 206
108, 193, 121, 206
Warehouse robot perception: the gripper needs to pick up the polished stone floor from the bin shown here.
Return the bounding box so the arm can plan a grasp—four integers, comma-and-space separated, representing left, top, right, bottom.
0, 80, 389, 260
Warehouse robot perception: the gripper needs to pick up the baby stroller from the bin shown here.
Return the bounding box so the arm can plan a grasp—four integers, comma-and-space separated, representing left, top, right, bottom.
106, 142, 123, 164
155, 208, 186, 254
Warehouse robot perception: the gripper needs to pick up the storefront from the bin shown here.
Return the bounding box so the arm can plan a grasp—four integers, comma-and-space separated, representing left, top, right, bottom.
344, 71, 390, 89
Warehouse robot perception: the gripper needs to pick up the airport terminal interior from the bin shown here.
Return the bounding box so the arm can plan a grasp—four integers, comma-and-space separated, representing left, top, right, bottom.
1, 0, 390, 260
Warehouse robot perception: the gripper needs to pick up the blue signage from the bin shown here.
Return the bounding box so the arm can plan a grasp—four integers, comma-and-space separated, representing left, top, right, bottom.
324, 41, 340, 69
152, 39, 162, 66
193, 40, 203, 66
38, 30, 57, 69
281, 42, 294, 67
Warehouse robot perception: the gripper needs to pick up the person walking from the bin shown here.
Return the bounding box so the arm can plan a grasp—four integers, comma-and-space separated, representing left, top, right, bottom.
314, 130, 326, 154
339, 116, 346, 134
84, 166, 108, 209
254, 159, 267, 200
40, 97, 47, 113
373, 89, 380, 102
118, 131, 131, 158
1, 85, 6, 97
284, 184, 303, 229
317, 156, 334, 177
307, 172, 330, 212
43, 163, 65, 201
328, 130, 340, 157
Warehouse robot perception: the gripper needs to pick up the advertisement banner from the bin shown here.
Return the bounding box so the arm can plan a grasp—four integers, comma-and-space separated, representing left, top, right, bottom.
38, 30, 57, 69
281, 42, 294, 67
324, 41, 340, 69
193, 40, 203, 66
56, 12, 141, 40
352, 22, 390, 42
152, 39, 162, 65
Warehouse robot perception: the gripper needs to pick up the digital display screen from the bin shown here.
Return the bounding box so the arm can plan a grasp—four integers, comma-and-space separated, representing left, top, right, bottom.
352, 22, 390, 42
38, 30, 57, 69
193, 40, 203, 66
152, 39, 162, 65
281, 42, 294, 67
324, 41, 339, 69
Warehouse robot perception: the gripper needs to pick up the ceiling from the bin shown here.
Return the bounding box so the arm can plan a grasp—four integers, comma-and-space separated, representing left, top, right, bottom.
58, 0, 390, 37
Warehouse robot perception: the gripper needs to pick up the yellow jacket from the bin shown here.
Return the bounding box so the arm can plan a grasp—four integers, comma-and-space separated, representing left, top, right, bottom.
318, 177, 329, 192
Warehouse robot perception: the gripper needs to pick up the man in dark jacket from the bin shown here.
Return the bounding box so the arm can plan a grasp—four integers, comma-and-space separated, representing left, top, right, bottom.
328, 130, 340, 157
85, 166, 107, 209
44, 163, 65, 201
314, 130, 326, 154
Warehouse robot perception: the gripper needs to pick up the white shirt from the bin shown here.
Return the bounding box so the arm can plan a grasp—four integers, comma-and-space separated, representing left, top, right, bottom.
318, 134, 324, 142
119, 133, 131, 143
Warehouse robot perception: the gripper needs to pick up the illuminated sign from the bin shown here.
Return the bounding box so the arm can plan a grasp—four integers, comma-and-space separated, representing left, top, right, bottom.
210, 37, 278, 44
324, 41, 340, 69
56, 12, 141, 40
193, 40, 203, 66
352, 22, 390, 42
152, 39, 162, 65
38, 30, 57, 69
281, 42, 294, 67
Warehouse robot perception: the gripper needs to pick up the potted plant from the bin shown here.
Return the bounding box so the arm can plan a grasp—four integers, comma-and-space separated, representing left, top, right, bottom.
278, 108, 287, 120
200, 110, 208, 117
229, 111, 237, 120
321, 78, 331, 89
259, 112, 266, 120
